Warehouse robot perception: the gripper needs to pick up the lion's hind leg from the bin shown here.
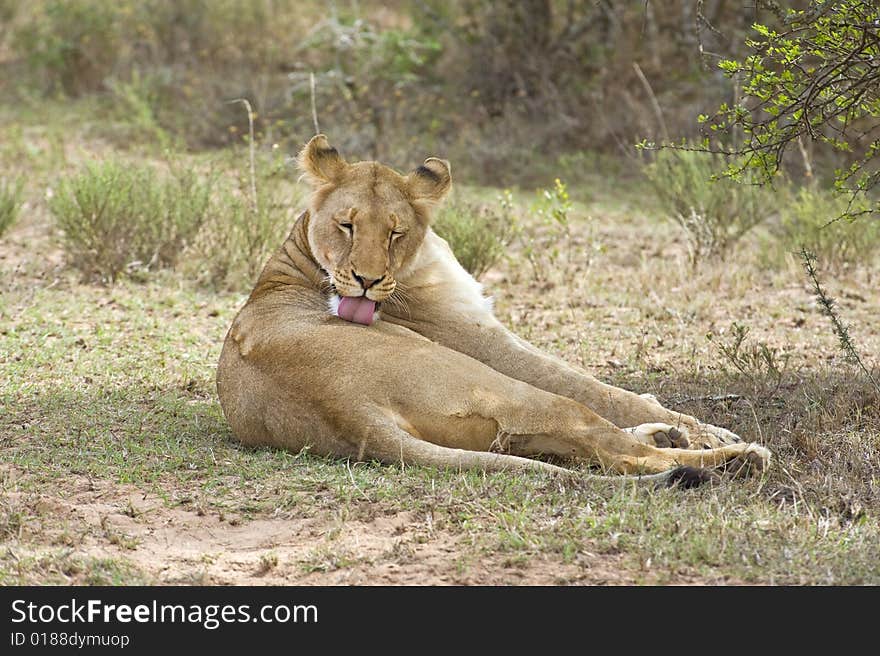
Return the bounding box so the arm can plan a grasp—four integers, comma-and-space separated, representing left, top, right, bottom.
365, 421, 569, 475
353, 410, 707, 487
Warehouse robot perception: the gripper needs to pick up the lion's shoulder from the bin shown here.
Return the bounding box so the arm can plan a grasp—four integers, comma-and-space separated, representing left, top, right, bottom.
410, 231, 494, 315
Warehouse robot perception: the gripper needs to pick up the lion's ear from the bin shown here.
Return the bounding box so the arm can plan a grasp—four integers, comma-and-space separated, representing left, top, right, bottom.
297, 134, 347, 186
407, 157, 452, 204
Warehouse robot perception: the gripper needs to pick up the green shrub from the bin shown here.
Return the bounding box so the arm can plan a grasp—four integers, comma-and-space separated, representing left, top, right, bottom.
498, 178, 603, 285
0, 178, 23, 237
432, 191, 516, 278
644, 148, 773, 264
190, 150, 302, 289
707, 322, 791, 399
774, 187, 880, 269
50, 160, 212, 281
14, 0, 122, 95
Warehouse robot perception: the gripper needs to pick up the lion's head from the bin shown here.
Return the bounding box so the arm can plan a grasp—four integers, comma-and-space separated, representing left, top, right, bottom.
297, 135, 451, 324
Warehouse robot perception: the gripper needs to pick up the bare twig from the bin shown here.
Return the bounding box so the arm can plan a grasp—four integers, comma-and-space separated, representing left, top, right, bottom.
310, 71, 320, 135
632, 62, 669, 143
345, 459, 370, 501
796, 135, 814, 181
744, 398, 765, 446
677, 393, 745, 404
227, 98, 258, 214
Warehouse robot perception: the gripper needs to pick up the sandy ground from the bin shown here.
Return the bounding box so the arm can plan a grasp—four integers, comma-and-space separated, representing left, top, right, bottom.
3, 464, 645, 585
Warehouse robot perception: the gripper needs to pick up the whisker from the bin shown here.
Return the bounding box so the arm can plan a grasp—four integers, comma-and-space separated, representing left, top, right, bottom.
319, 274, 335, 295
385, 289, 412, 320
392, 286, 416, 307
382, 294, 404, 312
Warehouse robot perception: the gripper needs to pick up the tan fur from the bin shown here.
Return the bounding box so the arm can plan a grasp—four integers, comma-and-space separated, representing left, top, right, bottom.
216, 135, 770, 484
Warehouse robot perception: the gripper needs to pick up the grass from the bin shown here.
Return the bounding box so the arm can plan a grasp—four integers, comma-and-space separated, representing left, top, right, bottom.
1, 100, 879, 585
0, 178, 23, 236
0, 548, 147, 585
770, 186, 880, 270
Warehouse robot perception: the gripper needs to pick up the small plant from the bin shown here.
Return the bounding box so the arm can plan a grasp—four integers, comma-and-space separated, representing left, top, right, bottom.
644, 148, 772, 265
256, 552, 279, 575
299, 546, 358, 574
197, 174, 295, 288
516, 178, 600, 284
523, 178, 573, 281
774, 187, 880, 269
432, 190, 517, 278
0, 497, 24, 540
0, 178, 23, 237
50, 159, 212, 281
707, 322, 791, 398
188, 97, 304, 289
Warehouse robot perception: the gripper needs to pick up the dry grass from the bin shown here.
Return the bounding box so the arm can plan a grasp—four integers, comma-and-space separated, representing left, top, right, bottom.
0, 177, 23, 236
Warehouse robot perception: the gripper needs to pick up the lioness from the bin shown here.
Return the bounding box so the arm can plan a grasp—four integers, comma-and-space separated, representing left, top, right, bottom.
216, 135, 770, 486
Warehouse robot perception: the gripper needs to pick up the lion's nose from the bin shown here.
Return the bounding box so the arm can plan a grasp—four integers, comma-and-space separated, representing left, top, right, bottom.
352, 271, 383, 290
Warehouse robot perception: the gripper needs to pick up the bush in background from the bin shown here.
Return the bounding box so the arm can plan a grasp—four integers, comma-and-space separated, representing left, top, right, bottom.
644, 148, 773, 265
432, 191, 516, 278
189, 149, 303, 289
0, 178, 23, 236
773, 187, 880, 270
292, 12, 442, 164
49, 160, 212, 281
13, 0, 122, 95
3, 1, 770, 186
9, 0, 311, 147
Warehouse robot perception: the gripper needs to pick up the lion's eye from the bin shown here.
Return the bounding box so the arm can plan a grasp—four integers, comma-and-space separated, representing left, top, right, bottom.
339, 223, 353, 235
391, 230, 404, 241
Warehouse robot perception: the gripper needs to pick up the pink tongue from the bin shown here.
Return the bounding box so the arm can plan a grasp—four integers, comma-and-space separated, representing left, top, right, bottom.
337, 296, 377, 326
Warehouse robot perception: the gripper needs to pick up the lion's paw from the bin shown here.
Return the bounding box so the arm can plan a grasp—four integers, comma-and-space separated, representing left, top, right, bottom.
687, 423, 744, 449
715, 444, 771, 477
625, 423, 690, 449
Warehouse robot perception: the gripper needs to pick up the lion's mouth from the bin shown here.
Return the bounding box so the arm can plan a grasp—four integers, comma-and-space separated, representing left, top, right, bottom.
336, 295, 379, 326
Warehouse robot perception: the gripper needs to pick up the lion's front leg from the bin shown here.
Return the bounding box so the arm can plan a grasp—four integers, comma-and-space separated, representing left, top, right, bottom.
402, 312, 742, 447
624, 423, 690, 448
637, 394, 743, 448
473, 391, 770, 476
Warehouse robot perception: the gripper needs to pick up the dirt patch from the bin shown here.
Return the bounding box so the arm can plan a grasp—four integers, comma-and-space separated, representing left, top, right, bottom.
4, 469, 639, 585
